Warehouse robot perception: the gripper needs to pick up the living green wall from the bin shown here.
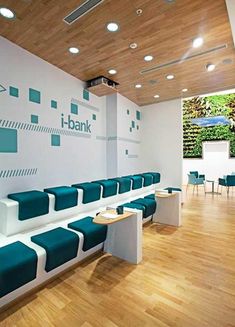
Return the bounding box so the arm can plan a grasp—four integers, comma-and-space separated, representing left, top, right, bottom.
183, 93, 235, 158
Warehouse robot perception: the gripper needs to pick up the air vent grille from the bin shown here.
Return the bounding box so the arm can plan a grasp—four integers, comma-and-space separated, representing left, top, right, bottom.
64, 0, 104, 25
140, 44, 227, 74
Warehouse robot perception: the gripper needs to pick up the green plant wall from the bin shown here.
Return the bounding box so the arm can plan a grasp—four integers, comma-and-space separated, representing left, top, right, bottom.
183, 93, 235, 158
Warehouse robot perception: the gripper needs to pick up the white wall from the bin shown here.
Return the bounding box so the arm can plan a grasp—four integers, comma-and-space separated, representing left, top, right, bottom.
183, 141, 235, 184
140, 99, 183, 189
0, 37, 107, 198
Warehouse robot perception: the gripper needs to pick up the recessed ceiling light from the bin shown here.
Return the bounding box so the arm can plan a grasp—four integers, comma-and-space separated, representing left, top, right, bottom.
69, 47, 79, 54
154, 94, 160, 98
130, 43, 138, 49
166, 74, 175, 80
136, 9, 143, 16
182, 88, 188, 92
0, 7, 15, 19
192, 37, 204, 48
108, 69, 117, 75
106, 22, 119, 32
135, 84, 142, 88
144, 55, 153, 62
206, 63, 215, 72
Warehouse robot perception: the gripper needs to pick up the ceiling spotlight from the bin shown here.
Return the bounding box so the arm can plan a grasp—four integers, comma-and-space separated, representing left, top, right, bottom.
154, 94, 160, 98
135, 84, 142, 88
166, 74, 175, 80
0, 7, 15, 19
182, 88, 188, 92
106, 22, 119, 32
108, 69, 117, 75
136, 9, 143, 16
130, 43, 138, 49
69, 47, 79, 54
206, 63, 215, 72
193, 37, 204, 48
144, 55, 153, 62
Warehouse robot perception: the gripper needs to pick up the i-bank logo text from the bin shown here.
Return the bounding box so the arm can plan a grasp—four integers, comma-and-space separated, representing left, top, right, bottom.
61, 114, 91, 133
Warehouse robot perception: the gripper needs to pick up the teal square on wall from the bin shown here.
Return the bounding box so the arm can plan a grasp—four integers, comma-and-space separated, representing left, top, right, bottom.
51, 100, 57, 109
83, 89, 90, 101
136, 110, 141, 120
127, 109, 130, 115
0, 128, 17, 153
92, 114, 96, 120
71, 103, 78, 115
31, 115, 39, 124
9, 86, 19, 98
29, 88, 41, 104
51, 134, 60, 146
132, 121, 135, 128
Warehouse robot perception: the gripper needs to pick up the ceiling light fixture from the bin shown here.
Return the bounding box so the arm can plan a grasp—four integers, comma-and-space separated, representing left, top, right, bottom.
144, 55, 153, 62
108, 69, 117, 75
192, 37, 204, 48
182, 88, 188, 92
154, 94, 160, 98
166, 74, 174, 80
106, 22, 119, 32
130, 43, 138, 49
69, 47, 80, 54
0, 7, 15, 19
206, 63, 215, 72
135, 84, 142, 88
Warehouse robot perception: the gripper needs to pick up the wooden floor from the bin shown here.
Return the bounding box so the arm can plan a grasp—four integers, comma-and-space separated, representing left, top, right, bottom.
1, 189, 235, 327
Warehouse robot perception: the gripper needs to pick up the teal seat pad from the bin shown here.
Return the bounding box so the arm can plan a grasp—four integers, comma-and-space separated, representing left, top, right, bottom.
31, 227, 79, 272
132, 198, 156, 218
146, 172, 161, 184
44, 186, 78, 211
164, 187, 182, 192
8, 190, 49, 221
123, 175, 143, 190
144, 194, 155, 200
68, 217, 107, 251
72, 182, 101, 204
0, 241, 37, 297
121, 202, 146, 218
139, 173, 153, 186
92, 180, 118, 198
110, 177, 131, 194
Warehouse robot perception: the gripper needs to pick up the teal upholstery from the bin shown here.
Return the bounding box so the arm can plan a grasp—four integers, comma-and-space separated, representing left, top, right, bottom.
146, 172, 161, 184
219, 175, 235, 187
44, 186, 78, 211
144, 194, 155, 200
132, 198, 156, 218
121, 202, 146, 217
190, 171, 205, 180
72, 182, 101, 204
0, 241, 37, 297
8, 190, 49, 221
92, 180, 118, 198
164, 187, 182, 192
218, 178, 227, 186
110, 177, 131, 194
68, 217, 107, 251
188, 174, 204, 185
123, 175, 143, 190
31, 227, 79, 272
138, 173, 153, 186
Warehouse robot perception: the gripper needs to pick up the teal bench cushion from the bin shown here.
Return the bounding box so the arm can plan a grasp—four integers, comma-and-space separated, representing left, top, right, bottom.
8, 190, 49, 221
110, 177, 131, 194
138, 173, 153, 186
144, 194, 155, 200
132, 198, 157, 218
121, 202, 146, 218
123, 175, 143, 190
92, 180, 118, 198
68, 217, 107, 251
31, 227, 79, 272
164, 187, 182, 192
0, 241, 37, 297
44, 186, 78, 211
72, 182, 101, 204
146, 172, 161, 184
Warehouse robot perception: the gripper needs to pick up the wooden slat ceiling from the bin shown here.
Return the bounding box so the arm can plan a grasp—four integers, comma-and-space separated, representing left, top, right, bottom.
0, 0, 235, 106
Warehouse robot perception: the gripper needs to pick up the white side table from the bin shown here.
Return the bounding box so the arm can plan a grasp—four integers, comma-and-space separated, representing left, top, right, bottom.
153, 191, 181, 227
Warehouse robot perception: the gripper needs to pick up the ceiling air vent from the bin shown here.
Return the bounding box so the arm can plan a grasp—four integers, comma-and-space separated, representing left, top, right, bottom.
64, 0, 104, 25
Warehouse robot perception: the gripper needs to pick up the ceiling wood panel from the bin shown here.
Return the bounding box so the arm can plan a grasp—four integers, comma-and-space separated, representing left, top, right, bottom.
0, 0, 234, 105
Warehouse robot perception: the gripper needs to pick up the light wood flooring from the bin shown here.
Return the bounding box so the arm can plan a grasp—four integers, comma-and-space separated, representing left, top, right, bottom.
1, 189, 235, 327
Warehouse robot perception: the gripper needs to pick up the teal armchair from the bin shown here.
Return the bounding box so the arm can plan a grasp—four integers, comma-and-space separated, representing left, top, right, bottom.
189, 171, 205, 181
218, 175, 235, 196
187, 174, 205, 194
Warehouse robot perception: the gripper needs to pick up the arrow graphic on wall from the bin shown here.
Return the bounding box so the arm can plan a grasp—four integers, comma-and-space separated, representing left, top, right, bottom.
0, 85, 6, 93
